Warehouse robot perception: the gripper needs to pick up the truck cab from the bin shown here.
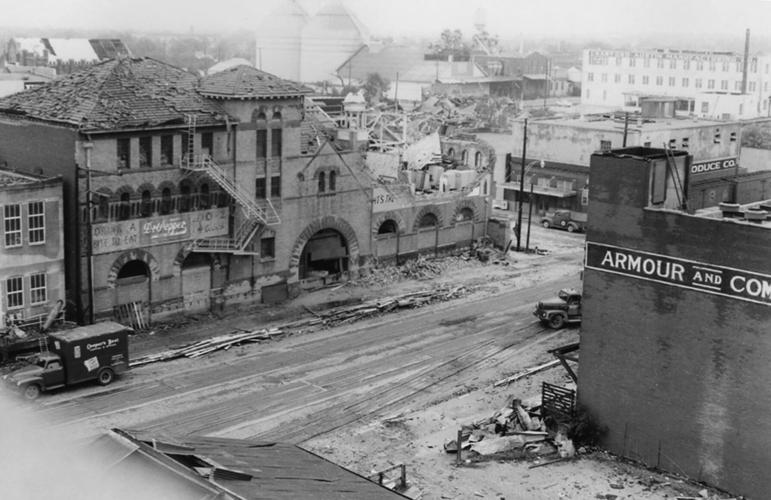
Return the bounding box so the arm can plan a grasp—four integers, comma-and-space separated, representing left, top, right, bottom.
534, 288, 582, 329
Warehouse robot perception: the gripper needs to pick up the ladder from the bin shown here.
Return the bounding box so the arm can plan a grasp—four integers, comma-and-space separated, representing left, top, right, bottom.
186, 115, 196, 169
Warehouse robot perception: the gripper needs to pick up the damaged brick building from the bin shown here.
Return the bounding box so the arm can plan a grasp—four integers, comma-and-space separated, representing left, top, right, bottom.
0, 58, 495, 326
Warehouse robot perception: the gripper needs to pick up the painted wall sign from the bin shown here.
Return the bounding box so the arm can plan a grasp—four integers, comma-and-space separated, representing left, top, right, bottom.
91, 208, 228, 254
690, 157, 737, 175
586, 242, 771, 307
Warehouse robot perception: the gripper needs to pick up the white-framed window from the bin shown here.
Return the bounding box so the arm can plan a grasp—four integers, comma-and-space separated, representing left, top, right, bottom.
683, 59, 690, 70
6, 276, 23, 309
587, 72, 594, 82
628, 74, 635, 84
707, 79, 715, 89
656, 76, 663, 86
28, 201, 45, 245
695, 78, 703, 88
30, 273, 46, 305
721, 80, 728, 90
682, 78, 689, 87
614, 73, 621, 83
642, 75, 650, 85
601, 73, 608, 83
749, 81, 757, 92
4, 204, 22, 248
668, 77, 675, 87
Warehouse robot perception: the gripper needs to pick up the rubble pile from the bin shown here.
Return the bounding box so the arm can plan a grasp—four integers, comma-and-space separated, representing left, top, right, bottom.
444, 394, 575, 465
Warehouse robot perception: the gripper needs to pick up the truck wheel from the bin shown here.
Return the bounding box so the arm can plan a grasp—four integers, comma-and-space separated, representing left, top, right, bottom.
23, 384, 41, 400
548, 314, 565, 329
567, 224, 576, 233
541, 220, 550, 228
97, 368, 114, 386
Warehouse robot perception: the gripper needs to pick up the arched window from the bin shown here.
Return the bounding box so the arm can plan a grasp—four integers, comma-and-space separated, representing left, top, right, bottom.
140, 190, 152, 217
97, 194, 110, 221
447, 147, 455, 159
458, 207, 474, 221
160, 188, 172, 215
461, 150, 468, 165
271, 112, 282, 158
329, 170, 336, 191
377, 220, 398, 234
474, 151, 483, 168
419, 212, 438, 228
199, 183, 211, 209
179, 182, 191, 212
318, 171, 326, 192
119, 192, 131, 220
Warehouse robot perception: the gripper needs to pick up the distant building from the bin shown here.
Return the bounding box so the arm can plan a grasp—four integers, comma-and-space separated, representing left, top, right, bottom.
502, 113, 744, 214
581, 47, 771, 119
256, 0, 368, 83
0, 170, 65, 330
4, 38, 131, 74
0, 65, 55, 98
581, 147, 771, 500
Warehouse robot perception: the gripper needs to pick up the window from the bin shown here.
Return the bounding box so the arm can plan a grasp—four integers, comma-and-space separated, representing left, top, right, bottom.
668, 138, 676, 149
139, 137, 152, 167
695, 78, 702, 88
749, 81, 757, 92
181, 131, 193, 161
642, 76, 649, 85
707, 79, 715, 89
255, 177, 267, 199
161, 188, 172, 214
140, 190, 152, 217
256, 129, 267, 159
117, 138, 130, 169
656, 76, 663, 86
629, 58, 636, 67
271, 128, 282, 158
722, 61, 729, 72
682, 77, 689, 87
270, 174, 281, 198
628, 74, 635, 84
318, 172, 326, 192
730, 132, 737, 142
587, 72, 594, 82
199, 183, 211, 209
668, 76, 675, 87
601, 73, 607, 82
683, 59, 690, 70
119, 192, 131, 220
328, 171, 336, 192
614, 73, 620, 83
713, 129, 721, 144
643, 58, 650, 68
260, 237, 275, 259
30, 273, 46, 305
709, 61, 716, 71
28, 201, 44, 244
751, 58, 757, 73
461, 150, 468, 165
4, 204, 21, 247
179, 183, 191, 212
670, 59, 677, 69
701, 102, 709, 114
681, 137, 689, 149
201, 132, 213, 156
161, 135, 173, 165
735, 81, 742, 91
6, 276, 23, 309
656, 58, 664, 69
615, 56, 622, 66
721, 80, 728, 90
697, 61, 704, 71
600, 140, 611, 151
602, 90, 607, 101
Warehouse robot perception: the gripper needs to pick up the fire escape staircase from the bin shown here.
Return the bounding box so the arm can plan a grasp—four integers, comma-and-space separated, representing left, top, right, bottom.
181, 116, 280, 254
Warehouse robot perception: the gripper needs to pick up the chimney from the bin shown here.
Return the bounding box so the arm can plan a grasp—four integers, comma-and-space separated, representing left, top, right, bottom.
741, 28, 750, 94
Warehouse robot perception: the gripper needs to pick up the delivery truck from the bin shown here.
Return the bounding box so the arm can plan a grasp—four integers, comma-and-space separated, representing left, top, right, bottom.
2, 321, 131, 400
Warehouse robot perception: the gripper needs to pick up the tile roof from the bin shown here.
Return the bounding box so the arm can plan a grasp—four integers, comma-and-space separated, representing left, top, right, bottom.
198, 65, 312, 99
0, 57, 229, 131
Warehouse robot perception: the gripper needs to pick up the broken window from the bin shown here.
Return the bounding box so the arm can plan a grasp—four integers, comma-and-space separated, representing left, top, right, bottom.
377, 220, 398, 234
161, 135, 173, 165
419, 212, 438, 228
600, 140, 611, 152
117, 138, 130, 169
139, 137, 152, 167
261, 237, 275, 259
255, 177, 267, 199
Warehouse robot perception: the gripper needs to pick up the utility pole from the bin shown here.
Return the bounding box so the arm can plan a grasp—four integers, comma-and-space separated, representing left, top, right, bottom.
516, 118, 528, 252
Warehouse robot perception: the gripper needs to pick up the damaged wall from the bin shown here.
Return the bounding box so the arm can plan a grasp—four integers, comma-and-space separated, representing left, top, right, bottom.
580, 151, 771, 500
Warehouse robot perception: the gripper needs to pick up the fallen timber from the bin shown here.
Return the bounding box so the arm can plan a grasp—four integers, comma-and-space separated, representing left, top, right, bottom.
130, 286, 468, 367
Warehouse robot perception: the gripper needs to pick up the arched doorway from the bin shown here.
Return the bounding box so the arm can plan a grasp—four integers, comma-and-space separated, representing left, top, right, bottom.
181, 253, 212, 313
115, 259, 150, 324
299, 229, 349, 280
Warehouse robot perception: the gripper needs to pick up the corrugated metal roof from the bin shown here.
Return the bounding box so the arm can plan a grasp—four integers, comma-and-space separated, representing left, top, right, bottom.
0, 57, 230, 131
199, 65, 312, 99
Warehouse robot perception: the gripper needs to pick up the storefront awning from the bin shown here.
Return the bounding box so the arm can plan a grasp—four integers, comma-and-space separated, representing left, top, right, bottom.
502, 182, 576, 198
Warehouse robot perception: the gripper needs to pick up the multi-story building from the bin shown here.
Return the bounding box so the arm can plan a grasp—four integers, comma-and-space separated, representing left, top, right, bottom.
580, 147, 771, 499
0, 170, 65, 330
501, 113, 746, 214
581, 47, 771, 119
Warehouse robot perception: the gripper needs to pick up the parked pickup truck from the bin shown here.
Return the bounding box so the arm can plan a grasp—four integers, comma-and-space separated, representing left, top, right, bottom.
534, 288, 582, 329
2, 321, 131, 400
540, 210, 587, 233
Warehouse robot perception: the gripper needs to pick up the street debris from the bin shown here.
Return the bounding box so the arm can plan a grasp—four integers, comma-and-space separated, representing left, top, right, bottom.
131, 286, 469, 367
493, 359, 561, 387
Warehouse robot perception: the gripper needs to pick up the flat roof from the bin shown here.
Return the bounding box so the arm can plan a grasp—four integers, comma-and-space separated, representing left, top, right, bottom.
525, 114, 732, 132
695, 199, 771, 229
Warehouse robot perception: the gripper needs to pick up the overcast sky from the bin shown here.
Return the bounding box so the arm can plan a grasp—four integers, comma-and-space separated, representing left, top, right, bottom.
5, 0, 771, 39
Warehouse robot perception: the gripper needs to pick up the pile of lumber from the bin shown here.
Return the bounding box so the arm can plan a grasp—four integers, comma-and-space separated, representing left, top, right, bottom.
130, 328, 283, 367
130, 286, 468, 367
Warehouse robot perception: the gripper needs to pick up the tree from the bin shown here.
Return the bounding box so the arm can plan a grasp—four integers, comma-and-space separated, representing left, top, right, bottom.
428, 29, 470, 60
363, 73, 390, 105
